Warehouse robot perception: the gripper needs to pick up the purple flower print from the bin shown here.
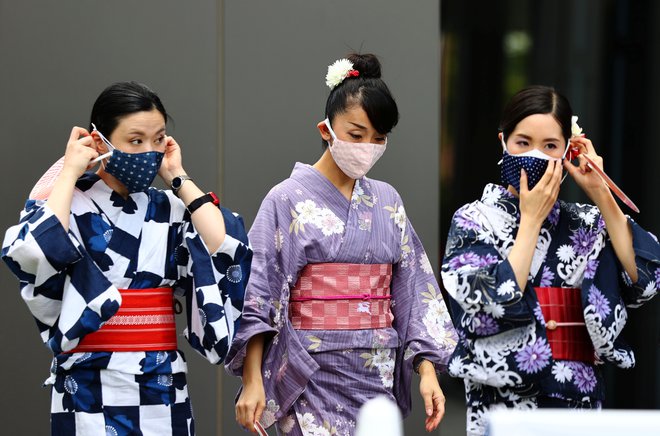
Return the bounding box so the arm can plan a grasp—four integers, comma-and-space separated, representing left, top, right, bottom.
547, 205, 560, 226
455, 213, 481, 232
571, 362, 597, 393
597, 216, 606, 232
588, 285, 611, 318
533, 303, 546, 326
584, 260, 599, 279
515, 338, 552, 374
473, 313, 499, 336
448, 252, 499, 270
570, 228, 598, 256
539, 266, 555, 287
655, 268, 660, 286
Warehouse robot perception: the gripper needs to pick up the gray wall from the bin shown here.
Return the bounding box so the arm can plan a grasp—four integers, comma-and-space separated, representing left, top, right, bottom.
0, 1, 453, 435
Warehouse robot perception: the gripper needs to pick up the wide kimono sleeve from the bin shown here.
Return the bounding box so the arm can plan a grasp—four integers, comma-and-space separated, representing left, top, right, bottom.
580, 217, 659, 368
441, 203, 537, 340
2, 200, 121, 354
390, 211, 458, 417
176, 205, 252, 364
225, 194, 318, 426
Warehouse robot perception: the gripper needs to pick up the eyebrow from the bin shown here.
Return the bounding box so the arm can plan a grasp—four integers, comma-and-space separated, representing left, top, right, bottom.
126, 127, 167, 136
515, 133, 561, 142
348, 122, 368, 130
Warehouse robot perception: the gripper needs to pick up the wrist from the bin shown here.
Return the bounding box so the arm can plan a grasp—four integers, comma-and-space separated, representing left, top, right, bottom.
163, 168, 186, 186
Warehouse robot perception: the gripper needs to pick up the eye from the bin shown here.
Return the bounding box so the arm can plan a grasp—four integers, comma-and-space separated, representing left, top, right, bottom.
545, 143, 558, 150
516, 140, 529, 147
155, 135, 166, 144
130, 139, 142, 145
349, 133, 362, 140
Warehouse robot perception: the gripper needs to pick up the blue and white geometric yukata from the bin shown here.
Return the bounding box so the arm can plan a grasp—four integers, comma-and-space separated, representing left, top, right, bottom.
441, 183, 659, 436
2, 173, 252, 436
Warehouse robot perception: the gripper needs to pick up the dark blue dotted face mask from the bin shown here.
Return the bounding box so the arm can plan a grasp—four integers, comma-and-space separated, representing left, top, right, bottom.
93, 124, 164, 194
499, 135, 569, 192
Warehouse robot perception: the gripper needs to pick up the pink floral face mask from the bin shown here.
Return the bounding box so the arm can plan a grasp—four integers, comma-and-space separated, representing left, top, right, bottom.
324, 119, 387, 179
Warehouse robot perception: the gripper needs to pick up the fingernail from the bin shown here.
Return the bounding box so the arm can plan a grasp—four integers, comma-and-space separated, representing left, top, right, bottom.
426, 408, 433, 416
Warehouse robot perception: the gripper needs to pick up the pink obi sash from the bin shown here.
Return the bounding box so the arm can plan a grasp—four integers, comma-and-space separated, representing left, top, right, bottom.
289, 263, 393, 330
68, 288, 178, 353
535, 287, 595, 363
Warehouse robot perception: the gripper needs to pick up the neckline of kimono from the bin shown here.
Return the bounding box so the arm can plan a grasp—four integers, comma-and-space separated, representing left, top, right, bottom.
294, 162, 360, 208
485, 183, 561, 226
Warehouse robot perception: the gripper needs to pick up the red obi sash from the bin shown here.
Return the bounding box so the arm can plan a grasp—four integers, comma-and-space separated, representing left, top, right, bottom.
68, 287, 177, 353
289, 263, 393, 330
535, 287, 595, 363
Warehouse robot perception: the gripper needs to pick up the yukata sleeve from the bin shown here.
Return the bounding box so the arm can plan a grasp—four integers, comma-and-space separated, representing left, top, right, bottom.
441, 204, 535, 339
2, 200, 120, 353
176, 206, 252, 364
225, 196, 291, 376
617, 219, 659, 307
388, 202, 458, 417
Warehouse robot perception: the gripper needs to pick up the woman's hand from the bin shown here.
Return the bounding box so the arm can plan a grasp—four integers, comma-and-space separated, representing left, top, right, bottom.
235, 379, 266, 434
418, 360, 445, 432
159, 135, 185, 185
518, 159, 563, 228
63, 126, 98, 179
563, 136, 611, 204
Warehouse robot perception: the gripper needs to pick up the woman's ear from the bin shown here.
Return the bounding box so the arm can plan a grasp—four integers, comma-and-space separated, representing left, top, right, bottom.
90, 132, 110, 154
317, 120, 333, 143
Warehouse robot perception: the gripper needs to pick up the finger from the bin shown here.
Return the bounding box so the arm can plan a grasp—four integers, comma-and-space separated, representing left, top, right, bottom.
519, 169, 529, 193
422, 391, 433, 417
69, 126, 89, 142
563, 158, 582, 181
254, 401, 265, 427
534, 159, 557, 189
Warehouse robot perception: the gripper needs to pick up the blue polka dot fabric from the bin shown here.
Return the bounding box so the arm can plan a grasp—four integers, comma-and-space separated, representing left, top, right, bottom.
105, 150, 164, 194
501, 152, 550, 191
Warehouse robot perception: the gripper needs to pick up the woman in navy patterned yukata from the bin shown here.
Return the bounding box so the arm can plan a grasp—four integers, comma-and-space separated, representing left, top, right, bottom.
2, 82, 251, 435
226, 54, 457, 435
441, 85, 659, 436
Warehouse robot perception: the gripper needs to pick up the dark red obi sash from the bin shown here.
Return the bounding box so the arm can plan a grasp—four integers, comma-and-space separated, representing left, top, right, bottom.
289, 263, 393, 330
68, 287, 177, 353
535, 286, 595, 363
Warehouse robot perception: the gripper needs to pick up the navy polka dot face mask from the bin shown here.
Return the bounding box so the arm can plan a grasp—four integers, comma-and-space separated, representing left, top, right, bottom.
93, 124, 164, 194
499, 135, 569, 192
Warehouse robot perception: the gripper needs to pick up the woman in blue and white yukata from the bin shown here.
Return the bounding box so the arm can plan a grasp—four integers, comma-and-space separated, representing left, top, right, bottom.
2, 81, 252, 435
441, 86, 659, 436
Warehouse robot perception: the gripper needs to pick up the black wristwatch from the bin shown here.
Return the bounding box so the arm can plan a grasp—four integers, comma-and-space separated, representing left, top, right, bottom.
171, 175, 192, 196
187, 192, 220, 214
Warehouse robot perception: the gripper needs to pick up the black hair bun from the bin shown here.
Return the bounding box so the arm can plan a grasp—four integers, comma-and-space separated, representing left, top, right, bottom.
347, 53, 382, 79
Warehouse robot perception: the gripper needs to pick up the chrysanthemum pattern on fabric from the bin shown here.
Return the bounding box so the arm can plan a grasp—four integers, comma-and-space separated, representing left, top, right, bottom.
441, 183, 660, 436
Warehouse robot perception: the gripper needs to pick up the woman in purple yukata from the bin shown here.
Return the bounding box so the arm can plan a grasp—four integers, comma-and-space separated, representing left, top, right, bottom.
226, 54, 458, 435
2, 82, 251, 435
440, 86, 660, 436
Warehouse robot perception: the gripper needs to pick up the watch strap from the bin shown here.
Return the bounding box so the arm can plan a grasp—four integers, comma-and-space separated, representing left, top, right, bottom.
187, 192, 220, 214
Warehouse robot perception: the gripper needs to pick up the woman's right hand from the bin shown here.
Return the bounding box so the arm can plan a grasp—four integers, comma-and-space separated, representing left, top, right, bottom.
235, 379, 266, 433
62, 126, 98, 179
518, 159, 562, 227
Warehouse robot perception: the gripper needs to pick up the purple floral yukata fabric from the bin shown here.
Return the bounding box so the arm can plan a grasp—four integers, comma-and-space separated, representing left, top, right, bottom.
226, 163, 457, 435
441, 184, 660, 436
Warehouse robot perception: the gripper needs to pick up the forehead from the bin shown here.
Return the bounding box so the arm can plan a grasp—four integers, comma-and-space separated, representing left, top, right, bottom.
114, 109, 166, 134
334, 105, 374, 129
511, 113, 563, 139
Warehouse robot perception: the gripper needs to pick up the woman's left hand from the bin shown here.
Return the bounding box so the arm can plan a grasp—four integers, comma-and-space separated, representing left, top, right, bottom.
418, 361, 445, 432
159, 135, 185, 184
563, 136, 611, 204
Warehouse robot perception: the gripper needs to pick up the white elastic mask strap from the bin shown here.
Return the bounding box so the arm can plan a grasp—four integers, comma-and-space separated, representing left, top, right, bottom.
91, 123, 116, 152
324, 118, 338, 142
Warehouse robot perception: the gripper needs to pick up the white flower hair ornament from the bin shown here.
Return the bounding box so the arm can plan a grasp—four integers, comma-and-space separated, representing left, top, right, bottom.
571, 115, 584, 137
325, 58, 360, 90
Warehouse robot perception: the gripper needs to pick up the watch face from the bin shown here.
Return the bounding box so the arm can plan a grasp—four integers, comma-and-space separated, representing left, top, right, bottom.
172, 177, 182, 189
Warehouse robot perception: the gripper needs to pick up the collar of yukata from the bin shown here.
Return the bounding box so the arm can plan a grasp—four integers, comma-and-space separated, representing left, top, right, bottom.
482, 183, 560, 227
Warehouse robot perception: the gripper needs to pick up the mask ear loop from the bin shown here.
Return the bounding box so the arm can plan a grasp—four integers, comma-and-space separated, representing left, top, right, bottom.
497, 133, 507, 165
90, 123, 114, 164
560, 138, 571, 183
323, 118, 338, 146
